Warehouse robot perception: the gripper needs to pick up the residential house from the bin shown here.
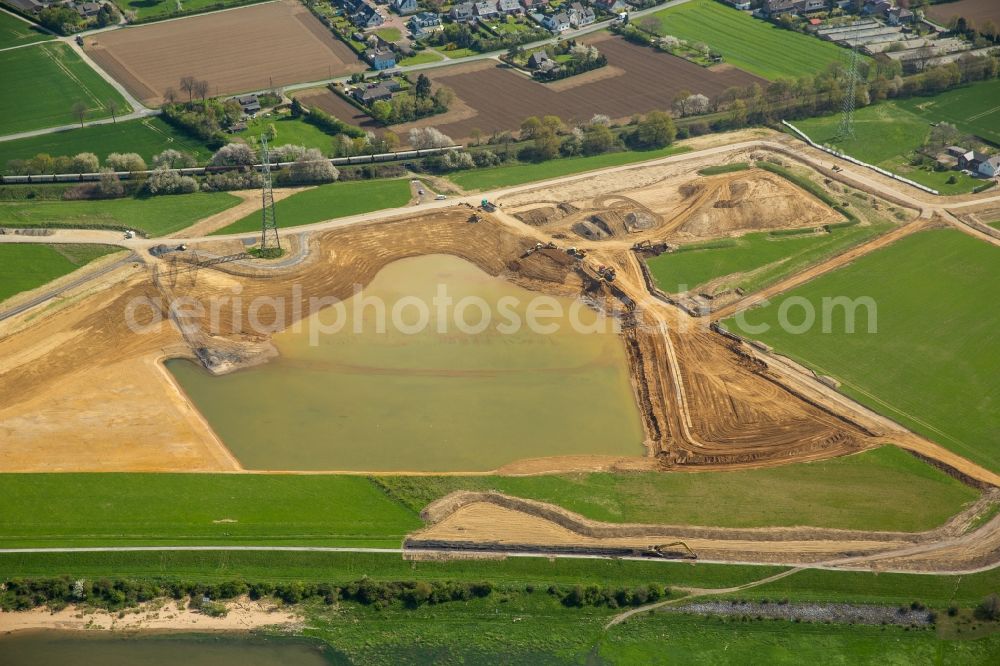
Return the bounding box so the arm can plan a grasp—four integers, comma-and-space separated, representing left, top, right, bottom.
541, 11, 570, 32
391, 0, 418, 14
73, 1, 103, 17
521, 0, 549, 10
957, 150, 1000, 178
353, 82, 395, 104
408, 11, 442, 37
594, 0, 628, 13
366, 47, 397, 70
347, 1, 385, 29
474, 1, 499, 19
6, 0, 45, 13
450, 2, 476, 22
498, 0, 521, 15
862, 0, 893, 17
568, 2, 595, 28
725, 0, 752, 9
887, 6, 914, 26
763, 0, 824, 16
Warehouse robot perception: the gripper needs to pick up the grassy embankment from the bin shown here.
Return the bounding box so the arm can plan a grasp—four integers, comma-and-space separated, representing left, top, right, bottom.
0, 42, 131, 134
0, 447, 977, 550
213, 178, 411, 234
726, 229, 999, 474
0, 244, 120, 302
647, 0, 855, 80
0, 192, 241, 236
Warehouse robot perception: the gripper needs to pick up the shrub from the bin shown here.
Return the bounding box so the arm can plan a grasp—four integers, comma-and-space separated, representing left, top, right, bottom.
144, 166, 199, 195
210, 143, 256, 168
105, 152, 147, 172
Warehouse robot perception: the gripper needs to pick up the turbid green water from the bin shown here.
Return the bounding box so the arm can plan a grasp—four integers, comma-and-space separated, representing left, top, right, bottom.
0, 632, 341, 665
167, 254, 644, 472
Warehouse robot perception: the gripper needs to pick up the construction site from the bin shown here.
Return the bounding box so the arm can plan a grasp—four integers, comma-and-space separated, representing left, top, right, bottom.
0, 132, 998, 574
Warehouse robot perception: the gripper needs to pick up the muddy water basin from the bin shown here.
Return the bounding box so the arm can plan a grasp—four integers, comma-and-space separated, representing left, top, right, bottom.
166, 254, 644, 472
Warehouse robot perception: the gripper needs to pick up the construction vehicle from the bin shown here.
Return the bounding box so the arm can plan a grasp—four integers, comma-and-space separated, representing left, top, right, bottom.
596, 265, 617, 282
480, 198, 496, 213
567, 247, 587, 259
645, 541, 697, 560
123, 230, 135, 240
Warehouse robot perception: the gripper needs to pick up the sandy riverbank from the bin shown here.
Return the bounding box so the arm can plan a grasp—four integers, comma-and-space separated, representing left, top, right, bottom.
0, 597, 301, 635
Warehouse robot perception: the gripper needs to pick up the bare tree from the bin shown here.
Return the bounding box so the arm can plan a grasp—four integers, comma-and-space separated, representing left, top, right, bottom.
193, 79, 210, 103
163, 87, 178, 105
180, 76, 196, 103
71, 101, 87, 128
106, 99, 119, 124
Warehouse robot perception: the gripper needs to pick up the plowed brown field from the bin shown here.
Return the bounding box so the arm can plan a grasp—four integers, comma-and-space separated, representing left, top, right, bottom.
391, 34, 764, 141
928, 0, 1000, 27
85, 0, 365, 106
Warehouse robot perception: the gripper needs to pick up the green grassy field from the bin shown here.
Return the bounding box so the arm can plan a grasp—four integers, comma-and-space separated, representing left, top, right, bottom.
0, 549, 781, 588
448, 145, 690, 191
0, 42, 132, 135
0, 191, 241, 236
0, 117, 212, 168
213, 178, 411, 234
648, 0, 854, 80
794, 102, 980, 194
397, 50, 444, 67
0, 447, 972, 551
233, 115, 336, 156
726, 229, 999, 474
897, 79, 1000, 146
0, 9, 51, 48
112, 0, 261, 20
599, 613, 998, 666
0, 475, 421, 549
0, 244, 120, 302
375, 447, 976, 532
374, 27, 401, 42
647, 221, 892, 296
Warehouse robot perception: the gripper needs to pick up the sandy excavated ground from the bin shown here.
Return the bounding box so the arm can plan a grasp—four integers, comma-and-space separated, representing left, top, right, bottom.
0, 153, 991, 489
0, 597, 299, 634
501, 160, 842, 246
408, 490, 1000, 572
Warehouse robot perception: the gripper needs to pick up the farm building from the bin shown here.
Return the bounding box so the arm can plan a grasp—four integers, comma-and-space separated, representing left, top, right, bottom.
353, 82, 396, 104
235, 94, 261, 115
